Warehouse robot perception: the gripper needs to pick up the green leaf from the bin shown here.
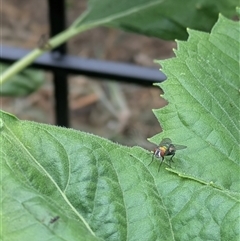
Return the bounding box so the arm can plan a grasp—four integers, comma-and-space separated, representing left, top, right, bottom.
0, 64, 44, 96
151, 14, 239, 191
72, 0, 238, 40
1, 14, 239, 241
0, 112, 99, 241
150, 13, 240, 238
0, 110, 172, 240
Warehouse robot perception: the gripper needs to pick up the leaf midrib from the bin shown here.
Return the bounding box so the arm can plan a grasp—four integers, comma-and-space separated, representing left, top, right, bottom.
3, 122, 96, 237
74, 0, 165, 29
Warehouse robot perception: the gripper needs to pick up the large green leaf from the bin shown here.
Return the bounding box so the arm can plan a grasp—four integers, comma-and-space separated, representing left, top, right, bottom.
1, 14, 239, 241
0, 111, 170, 241
150, 14, 239, 192
150, 13, 240, 238
72, 0, 238, 40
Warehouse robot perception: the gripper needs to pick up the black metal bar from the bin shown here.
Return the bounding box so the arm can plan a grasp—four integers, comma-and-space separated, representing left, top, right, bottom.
52, 70, 68, 126
0, 45, 166, 85
49, 0, 66, 55
48, 0, 68, 127
0, 1, 168, 129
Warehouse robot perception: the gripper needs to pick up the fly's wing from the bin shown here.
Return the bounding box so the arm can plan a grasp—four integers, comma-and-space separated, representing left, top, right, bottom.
159, 138, 172, 146
173, 144, 187, 150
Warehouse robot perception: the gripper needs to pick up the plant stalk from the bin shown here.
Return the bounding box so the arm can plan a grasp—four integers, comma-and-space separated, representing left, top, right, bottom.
0, 26, 90, 84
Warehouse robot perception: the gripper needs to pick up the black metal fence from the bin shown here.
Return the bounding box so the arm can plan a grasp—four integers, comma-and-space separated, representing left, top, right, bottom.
0, 0, 166, 127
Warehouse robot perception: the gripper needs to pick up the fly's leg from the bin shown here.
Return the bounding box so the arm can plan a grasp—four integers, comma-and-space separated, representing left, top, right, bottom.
168, 153, 175, 167
148, 153, 155, 166
158, 157, 165, 172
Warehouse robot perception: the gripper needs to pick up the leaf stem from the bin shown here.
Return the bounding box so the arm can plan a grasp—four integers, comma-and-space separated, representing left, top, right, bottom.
0, 26, 90, 84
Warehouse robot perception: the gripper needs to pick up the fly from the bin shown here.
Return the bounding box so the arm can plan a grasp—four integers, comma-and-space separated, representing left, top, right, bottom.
148, 138, 187, 171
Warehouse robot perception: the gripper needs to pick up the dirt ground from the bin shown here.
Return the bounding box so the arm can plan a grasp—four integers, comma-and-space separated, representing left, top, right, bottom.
1, 0, 176, 150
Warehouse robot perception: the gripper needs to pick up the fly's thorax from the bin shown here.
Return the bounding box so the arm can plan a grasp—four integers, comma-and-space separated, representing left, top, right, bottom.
159, 146, 168, 157
168, 144, 176, 154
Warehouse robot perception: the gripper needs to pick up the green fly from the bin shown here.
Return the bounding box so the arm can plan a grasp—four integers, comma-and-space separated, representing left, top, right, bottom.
149, 138, 187, 171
